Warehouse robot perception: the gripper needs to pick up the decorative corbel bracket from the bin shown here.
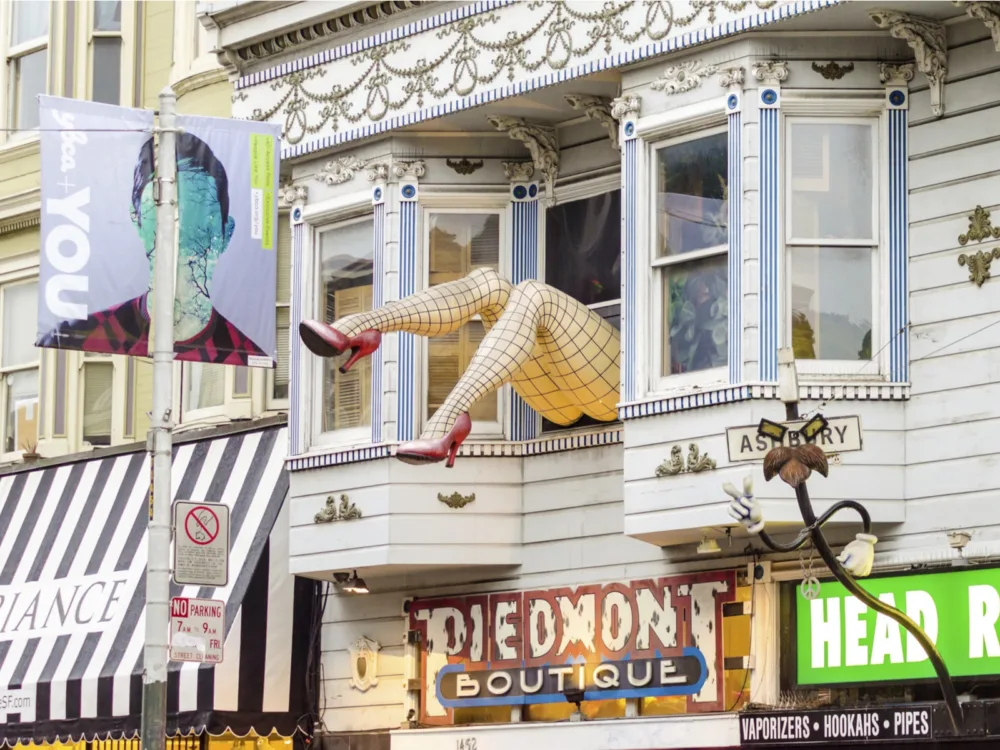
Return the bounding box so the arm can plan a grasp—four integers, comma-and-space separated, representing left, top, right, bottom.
314, 493, 363, 523
717, 66, 745, 89
564, 94, 618, 150
438, 491, 476, 509
487, 116, 559, 204
610, 95, 641, 122
391, 160, 427, 180
502, 161, 535, 182
751, 60, 789, 85
651, 60, 719, 94
955, 1, 1000, 51
870, 10, 948, 117
349, 636, 381, 692
316, 156, 368, 186
279, 182, 308, 208
878, 62, 916, 85
366, 162, 390, 182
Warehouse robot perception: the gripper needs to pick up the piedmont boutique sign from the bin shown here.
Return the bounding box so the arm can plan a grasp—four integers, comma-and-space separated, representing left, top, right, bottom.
796, 566, 1000, 685
408, 571, 735, 725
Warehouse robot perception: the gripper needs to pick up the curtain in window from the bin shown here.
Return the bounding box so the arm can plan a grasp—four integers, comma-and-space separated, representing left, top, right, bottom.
83, 361, 114, 444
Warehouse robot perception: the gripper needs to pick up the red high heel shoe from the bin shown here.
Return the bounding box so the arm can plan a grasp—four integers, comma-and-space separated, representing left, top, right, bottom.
396, 413, 472, 469
298, 321, 381, 374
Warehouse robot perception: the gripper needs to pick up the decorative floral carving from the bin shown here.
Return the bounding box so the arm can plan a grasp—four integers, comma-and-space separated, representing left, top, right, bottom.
751, 60, 789, 83
438, 491, 476, 509
241, 1, 779, 145
446, 158, 485, 175
564, 93, 618, 149
279, 182, 308, 207
314, 494, 362, 523
655, 443, 716, 477
958, 248, 1000, 287
316, 156, 368, 186
488, 116, 558, 201
366, 162, 390, 182
502, 161, 535, 182
610, 94, 641, 121
811, 61, 855, 80
651, 60, 719, 94
959, 205, 1000, 245
957, 1, 1000, 52
348, 636, 381, 692
717, 66, 745, 88
869, 10, 947, 116
392, 160, 426, 179
878, 62, 916, 84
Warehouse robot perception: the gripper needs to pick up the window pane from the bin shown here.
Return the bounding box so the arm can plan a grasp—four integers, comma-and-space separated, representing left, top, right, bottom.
3, 282, 38, 368
545, 191, 620, 305
94, 0, 122, 31
11, 0, 48, 46
273, 306, 290, 401
185, 362, 225, 411
427, 213, 499, 422
320, 221, 374, 432
11, 49, 46, 130
661, 254, 728, 376
91, 37, 121, 105
791, 246, 873, 361
790, 122, 873, 241
657, 132, 728, 259
83, 361, 113, 446
6, 369, 38, 453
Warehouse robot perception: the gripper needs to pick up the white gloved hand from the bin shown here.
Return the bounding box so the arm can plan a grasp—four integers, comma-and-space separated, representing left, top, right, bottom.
724, 476, 764, 534
837, 533, 878, 577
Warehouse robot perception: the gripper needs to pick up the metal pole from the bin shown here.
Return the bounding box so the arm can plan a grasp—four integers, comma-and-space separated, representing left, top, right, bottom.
141, 85, 177, 750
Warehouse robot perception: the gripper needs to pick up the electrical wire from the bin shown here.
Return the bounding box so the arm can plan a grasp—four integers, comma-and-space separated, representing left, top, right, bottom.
0, 127, 154, 132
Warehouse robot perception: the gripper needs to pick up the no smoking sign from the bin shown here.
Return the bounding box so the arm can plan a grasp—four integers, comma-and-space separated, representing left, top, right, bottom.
173, 500, 230, 587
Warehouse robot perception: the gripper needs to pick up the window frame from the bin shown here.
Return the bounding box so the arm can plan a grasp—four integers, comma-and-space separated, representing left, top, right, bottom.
647, 122, 731, 394
418, 194, 508, 440
267, 210, 292, 411
780, 95, 888, 380
3, 0, 51, 141
77, 351, 124, 449
78, 0, 135, 108
0, 275, 41, 461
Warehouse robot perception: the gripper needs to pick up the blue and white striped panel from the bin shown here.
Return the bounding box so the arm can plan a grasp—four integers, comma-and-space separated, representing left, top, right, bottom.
397, 182, 419, 442
509, 182, 540, 441
621, 132, 638, 402
887, 103, 908, 383
289, 213, 305, 455
727, 92, 743, 384
371, 189, 386, 443
757, 86, 781, 382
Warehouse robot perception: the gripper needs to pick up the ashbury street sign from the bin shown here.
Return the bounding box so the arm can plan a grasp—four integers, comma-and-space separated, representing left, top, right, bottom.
726, 416, 863, 462
797, 567, 1000, 685
741, 707, 934, 745
408, 571, 735, 726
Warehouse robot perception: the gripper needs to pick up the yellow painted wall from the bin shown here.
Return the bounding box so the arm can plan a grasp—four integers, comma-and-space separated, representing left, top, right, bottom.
0, 142, 40, 198
141, 0, 176, 109
177, 76, 233, 118
0, 225, 39, 261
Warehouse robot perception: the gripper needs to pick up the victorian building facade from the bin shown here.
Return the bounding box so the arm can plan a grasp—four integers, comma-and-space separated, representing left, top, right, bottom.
205, 1, 1000, 748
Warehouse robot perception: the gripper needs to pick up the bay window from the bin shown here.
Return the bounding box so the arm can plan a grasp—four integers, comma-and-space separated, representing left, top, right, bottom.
1, 281, 39, 455
7, 0, 49, 132
785, 118, 878, 369
652, 127, 729, 386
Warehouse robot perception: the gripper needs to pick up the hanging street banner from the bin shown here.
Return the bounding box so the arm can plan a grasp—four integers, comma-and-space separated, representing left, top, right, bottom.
796, 566, 1000, 686
172, 114, 279, 368
37, 96, 155, 356
408, 570, 736, 726
37, 98, 279, 367
740, 706, 934, 744
726, 416, 863, 462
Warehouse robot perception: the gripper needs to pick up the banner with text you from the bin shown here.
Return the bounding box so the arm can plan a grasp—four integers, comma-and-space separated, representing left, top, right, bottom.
797, 566, 1000, 686
37, 97, 280, 367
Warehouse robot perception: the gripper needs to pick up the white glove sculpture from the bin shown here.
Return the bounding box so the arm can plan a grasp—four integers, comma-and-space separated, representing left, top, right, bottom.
837, 533, 878, 578
724, 474, 764, 534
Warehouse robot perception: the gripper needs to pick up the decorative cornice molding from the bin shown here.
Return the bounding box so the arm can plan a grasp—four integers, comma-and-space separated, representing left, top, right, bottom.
879, 62, 916, 84
279, 182, 309, 208
651, 60, 719, 94
502, 161, 535, 182
487, 116, 558, 202
0, 214, 40, 236
391, 159, 426, 180
751, 60, 789, 84
366, 162, 390, 182
564, 93, 618, 150
315, 155, 368, 186
610, 95, 641, 121
717, 66, 745, 89
870, 9, 948, 116
957, 1, 1000, 51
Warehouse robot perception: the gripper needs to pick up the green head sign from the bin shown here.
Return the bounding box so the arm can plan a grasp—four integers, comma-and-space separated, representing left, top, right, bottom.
796, 566, 1000, 685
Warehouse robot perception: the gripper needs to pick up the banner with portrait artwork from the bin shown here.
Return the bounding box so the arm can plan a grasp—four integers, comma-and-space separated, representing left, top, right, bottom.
37, 97, 279, 368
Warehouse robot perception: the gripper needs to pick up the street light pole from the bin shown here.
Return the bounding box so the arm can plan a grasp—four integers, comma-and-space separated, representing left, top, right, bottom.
141, 85, 178, 750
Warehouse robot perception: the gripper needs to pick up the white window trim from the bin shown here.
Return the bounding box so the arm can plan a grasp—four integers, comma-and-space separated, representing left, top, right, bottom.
779, 92, 888, 380
77, 351, 125, 449
2, 0, 51, 144
0, 270, 41, 463
304, 189, 375, 450
419, 195, 508, 439
77, 0, 136, 108
645, 120, 730, 395
266, 210, 292, 412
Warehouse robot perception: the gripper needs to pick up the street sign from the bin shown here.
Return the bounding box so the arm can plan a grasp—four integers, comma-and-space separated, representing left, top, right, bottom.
726, 415, 863, 463
172, 500, 230, 587
169, 596, 225, 664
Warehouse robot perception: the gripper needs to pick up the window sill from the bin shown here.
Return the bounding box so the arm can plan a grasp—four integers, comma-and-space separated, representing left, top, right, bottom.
0, 132, 40, 160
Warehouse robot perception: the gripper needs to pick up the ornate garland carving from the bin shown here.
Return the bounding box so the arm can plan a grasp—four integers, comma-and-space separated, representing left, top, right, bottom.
487, 116, 558, 200
869, 10, 947, 116
878, 62, 916, 85
438, 491, 476, 509
811, 61, 854, 80
564, 94, 618, 149
651, 60, 719, 94
751, 60, 789, 84
957, 206, 1000, 287
446, 158, 484, 175
316, 156, 368, 186
242, 1, 779, 145
957, 1, 1000, 52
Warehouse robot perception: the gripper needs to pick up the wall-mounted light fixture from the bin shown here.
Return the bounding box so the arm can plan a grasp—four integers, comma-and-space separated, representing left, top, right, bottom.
333, 570, 370, 594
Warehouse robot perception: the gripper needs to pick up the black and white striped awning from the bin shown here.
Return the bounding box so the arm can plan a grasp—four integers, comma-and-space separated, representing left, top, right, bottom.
0, 424, 316, 746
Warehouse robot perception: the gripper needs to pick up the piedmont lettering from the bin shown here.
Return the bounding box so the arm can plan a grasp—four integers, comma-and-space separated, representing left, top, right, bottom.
0, 574, 129, 638
409, 571, 734, 723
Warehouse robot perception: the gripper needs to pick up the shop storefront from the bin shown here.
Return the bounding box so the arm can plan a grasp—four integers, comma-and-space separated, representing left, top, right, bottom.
0, 423, 317, 749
